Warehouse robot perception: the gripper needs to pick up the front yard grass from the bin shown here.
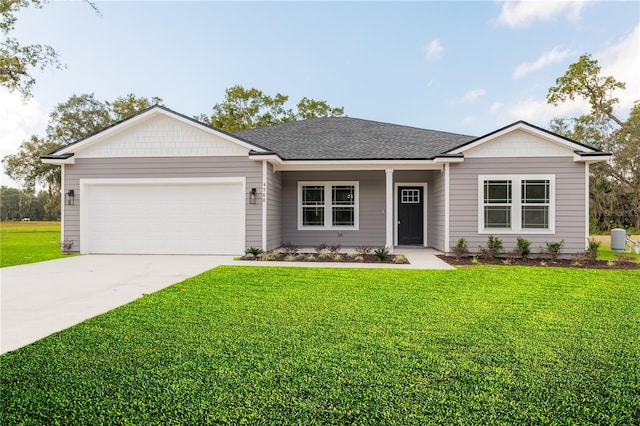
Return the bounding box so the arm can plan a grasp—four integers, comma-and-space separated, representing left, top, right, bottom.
2, 266, 639, 424
0, 221, 71, 268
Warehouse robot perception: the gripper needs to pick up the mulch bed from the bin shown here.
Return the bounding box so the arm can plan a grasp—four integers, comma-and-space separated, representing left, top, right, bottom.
438, 255, 640, 270
240, 253, 409, 264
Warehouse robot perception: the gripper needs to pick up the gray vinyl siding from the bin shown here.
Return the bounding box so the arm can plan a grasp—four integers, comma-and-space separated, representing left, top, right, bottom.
448, 157, 586, 254
63, 156, 263, 252
281, 171, 386, 247
427, 170, 445, 251
266, 163, 282, 250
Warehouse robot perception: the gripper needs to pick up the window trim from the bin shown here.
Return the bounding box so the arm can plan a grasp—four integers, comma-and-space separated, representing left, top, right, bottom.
298, 181, 359, 230
478, 174, 555, 234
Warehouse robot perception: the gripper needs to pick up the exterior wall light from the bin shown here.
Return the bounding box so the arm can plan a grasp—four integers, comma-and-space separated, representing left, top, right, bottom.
65, 189, 75, 206
249, 188, 257, 204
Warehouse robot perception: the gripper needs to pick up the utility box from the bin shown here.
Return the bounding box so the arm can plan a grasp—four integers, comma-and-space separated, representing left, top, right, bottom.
611, 228, 626, 252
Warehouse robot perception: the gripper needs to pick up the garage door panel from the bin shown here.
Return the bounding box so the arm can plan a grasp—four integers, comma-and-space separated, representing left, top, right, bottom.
85, 182, 244, 254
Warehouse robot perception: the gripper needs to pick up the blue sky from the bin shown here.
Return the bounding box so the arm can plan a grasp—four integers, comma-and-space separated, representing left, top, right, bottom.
1, 1, 639, 187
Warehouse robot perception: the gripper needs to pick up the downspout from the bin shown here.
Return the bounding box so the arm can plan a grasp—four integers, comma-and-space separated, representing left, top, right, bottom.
262, 161, 268, 251
444, 163, 450, 253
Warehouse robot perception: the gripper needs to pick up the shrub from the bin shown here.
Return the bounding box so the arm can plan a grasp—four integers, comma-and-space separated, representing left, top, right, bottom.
516, 236, 531, 260
261, 250, 280, 261
355, 246, 372, 255
453, 238, 469, 258
587, 238, 601, 260
393, 254, 408, 264
328, 244, 341, 253
245, 247, 264, 259
318, 249, 332, 259
314, 242, 329, 253
373, 247, 390, 261
479, 235, 503, 259
545, 240, 565, 261
280, 241, 298, 255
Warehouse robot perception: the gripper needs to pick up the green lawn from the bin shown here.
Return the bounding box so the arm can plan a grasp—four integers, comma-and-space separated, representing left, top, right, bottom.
596, 241, 640, 262
2, 266, 639, 424
0, 221, 72, 268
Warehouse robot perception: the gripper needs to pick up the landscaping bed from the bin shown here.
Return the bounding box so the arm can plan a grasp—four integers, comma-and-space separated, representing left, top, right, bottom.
439, 255, 640, 269
240, 252, 409, 264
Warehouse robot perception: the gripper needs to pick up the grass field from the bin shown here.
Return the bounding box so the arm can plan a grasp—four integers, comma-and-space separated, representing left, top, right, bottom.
0, 221, 73, 268
1, 266, 638, 424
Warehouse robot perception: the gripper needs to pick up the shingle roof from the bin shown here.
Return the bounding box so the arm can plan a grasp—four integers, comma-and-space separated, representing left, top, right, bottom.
233, 117, 476, 160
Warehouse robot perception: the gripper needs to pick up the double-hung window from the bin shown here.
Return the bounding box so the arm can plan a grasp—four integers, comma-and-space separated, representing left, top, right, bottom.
479, 175, 554, 233
299, 182, 358, 230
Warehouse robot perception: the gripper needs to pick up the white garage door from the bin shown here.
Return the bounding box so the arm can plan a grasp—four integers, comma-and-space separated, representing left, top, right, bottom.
83, 180, 244, 254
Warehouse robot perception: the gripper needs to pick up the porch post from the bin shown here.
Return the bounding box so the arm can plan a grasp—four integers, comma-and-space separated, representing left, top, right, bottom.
385, 169, 394, 252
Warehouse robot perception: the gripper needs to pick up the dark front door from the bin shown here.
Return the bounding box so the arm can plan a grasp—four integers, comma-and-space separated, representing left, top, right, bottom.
398, 186, 424, 245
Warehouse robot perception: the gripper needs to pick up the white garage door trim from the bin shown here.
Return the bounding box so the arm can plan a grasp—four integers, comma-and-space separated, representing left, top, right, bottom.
79, 177, 246, 255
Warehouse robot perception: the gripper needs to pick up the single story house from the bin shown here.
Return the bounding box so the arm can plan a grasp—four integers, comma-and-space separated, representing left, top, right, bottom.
41, 105, 611, 255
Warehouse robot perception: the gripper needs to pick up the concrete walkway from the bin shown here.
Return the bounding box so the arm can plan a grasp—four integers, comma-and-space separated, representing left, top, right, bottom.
1, 249, 452, 354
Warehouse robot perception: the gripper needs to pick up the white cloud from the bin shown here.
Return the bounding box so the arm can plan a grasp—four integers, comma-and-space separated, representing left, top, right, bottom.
424, 39, 444, 60
596, 23, 640, 113
491, 24, 639, 129
461, 115, 476, 127
460, 88, 486, 103
512, 46, 571, 79
497, 0, 586, 28
0, 88, 49, 188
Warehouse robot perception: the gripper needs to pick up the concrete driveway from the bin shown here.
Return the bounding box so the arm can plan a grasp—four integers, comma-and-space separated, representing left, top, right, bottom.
1, 255, 231, 354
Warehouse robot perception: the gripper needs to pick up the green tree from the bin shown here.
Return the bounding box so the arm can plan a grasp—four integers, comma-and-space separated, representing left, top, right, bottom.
0, 0, 98, 99
2, 92, 161, 216
46, 93, 112, 145
547, 54, 640, 231
201, 85, 344, 132
107, 93, 163, 122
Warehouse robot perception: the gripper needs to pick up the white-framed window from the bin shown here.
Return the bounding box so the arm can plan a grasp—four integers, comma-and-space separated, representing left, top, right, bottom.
298, 182, 359, 230
478, 175, 555, 234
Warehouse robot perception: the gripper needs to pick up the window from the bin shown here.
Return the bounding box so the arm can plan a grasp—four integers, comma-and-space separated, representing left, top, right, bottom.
483, 180, 512, 228
479, 175, 554, 233
521, 180, 550, 229
299, 182, 358, 229
401, 189, 420, 203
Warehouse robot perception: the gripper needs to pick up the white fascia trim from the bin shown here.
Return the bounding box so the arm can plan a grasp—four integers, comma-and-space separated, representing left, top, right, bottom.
450, 122, 596, 155
477, 174, 556, 235
56, 108, 267, 156
573, 153, 612, 163
79, 177, 246, 254
394, 182, 428, 247
41, 157, 75, 165
256, 159, 448, 172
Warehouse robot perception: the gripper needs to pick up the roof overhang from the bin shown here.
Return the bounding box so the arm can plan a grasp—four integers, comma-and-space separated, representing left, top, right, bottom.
248, 152, 464, 171
40, 153, 75, 165
573, 151, 612, 163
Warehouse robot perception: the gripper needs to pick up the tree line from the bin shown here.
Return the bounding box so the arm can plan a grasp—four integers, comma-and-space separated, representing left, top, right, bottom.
2, 2, 638, 230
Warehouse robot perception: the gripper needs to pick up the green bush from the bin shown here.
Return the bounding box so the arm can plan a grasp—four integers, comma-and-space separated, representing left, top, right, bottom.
516, 236, 531, 260
245, 247, 264, 258
373, 247, 390, 261
587, 238, 601, 260
545, 240, 565, 261
453, 238, 469, 258
480, 235, 503, 259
